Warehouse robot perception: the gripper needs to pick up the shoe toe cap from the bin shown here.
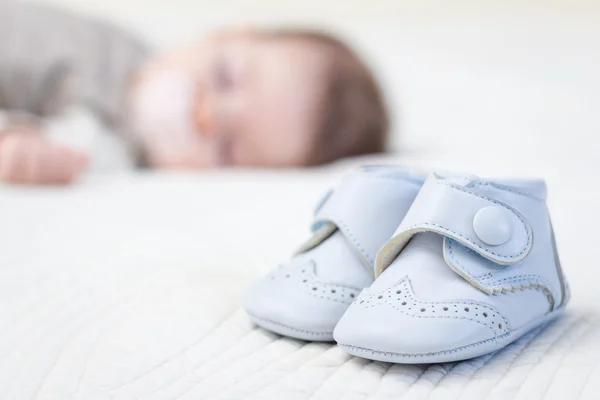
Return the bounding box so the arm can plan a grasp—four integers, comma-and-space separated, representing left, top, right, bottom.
334, 279, 509, 362
244, 263, 361, 340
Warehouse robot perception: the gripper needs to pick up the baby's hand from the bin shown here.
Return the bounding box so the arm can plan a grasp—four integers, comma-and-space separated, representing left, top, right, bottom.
0, 130, 89, 185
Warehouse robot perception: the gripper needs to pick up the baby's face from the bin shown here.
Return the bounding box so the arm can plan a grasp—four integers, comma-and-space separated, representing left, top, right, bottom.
131, 33, 330, 168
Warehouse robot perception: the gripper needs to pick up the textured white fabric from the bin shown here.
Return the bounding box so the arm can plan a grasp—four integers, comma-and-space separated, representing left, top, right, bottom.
0, 170, 599, 398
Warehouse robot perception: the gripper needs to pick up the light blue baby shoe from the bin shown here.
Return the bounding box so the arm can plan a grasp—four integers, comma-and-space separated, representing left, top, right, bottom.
244, 166, 425, 341
334, 173, 569, 363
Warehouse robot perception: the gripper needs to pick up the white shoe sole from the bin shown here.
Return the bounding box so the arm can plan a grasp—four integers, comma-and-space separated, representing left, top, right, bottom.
338, 306, 566, 364
248, 312, 334, 342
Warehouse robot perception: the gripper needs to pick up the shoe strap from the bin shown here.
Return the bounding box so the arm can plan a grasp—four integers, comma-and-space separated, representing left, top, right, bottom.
376, 173, 533, 276
297, 168, 423, 271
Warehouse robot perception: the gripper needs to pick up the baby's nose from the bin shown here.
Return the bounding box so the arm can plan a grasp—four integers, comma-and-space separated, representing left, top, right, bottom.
194, 100, 218, 137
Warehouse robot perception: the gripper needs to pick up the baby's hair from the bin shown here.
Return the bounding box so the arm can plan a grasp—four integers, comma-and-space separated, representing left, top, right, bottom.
263, 29, 389, 165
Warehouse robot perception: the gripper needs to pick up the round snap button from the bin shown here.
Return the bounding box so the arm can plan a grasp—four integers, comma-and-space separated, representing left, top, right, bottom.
473, 206, 512, 246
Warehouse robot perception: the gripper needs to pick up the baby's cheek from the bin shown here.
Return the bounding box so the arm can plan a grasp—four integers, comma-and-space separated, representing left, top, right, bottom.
228, 139, 253, 166
267, 130, 314, 167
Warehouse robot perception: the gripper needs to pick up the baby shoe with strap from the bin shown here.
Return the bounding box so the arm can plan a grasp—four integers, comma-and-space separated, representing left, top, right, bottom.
334, 173, 569, 362
244, 166, 425, 341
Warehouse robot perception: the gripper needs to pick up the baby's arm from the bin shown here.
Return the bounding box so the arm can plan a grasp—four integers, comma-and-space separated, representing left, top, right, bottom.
0, 128, 88, 185
0, 1, 149, 118
0, 2, 149, 184
0, 2, 87, 185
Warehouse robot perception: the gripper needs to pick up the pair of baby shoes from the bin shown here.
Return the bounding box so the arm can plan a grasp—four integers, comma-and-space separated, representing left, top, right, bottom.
244, 166, 569, 363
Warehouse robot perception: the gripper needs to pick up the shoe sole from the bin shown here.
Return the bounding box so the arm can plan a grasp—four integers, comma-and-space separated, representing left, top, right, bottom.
247, 312, 334, 342
338, 306, 566, 364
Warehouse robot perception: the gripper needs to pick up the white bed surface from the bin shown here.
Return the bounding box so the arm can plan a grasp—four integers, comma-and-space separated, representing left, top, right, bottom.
1, 163, 600, 399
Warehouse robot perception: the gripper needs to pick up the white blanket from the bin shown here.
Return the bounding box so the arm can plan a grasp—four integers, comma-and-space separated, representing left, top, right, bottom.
1, 165, 599, 399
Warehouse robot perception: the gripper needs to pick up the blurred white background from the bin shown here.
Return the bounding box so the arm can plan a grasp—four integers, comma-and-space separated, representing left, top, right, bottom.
32, 0, 600, 178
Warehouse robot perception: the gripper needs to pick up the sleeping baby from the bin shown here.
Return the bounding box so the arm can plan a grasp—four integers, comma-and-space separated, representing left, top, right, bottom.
0, 1, 388, 185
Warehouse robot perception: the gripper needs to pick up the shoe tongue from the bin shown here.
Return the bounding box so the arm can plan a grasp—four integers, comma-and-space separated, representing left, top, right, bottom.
369, 233, 451, 291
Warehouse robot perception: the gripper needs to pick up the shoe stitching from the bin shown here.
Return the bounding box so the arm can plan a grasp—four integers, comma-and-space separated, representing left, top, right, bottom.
477, 272, 494, 281
485, 279, 555, 310
338, 339, 497, 360
338, 309, 562, 360
482, 274, 551, 285
302, 275, 359, 305
355, 279, 509, 335
446, 239, 555, 309
340, 331, 503, 359
275, 263, 360, 305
